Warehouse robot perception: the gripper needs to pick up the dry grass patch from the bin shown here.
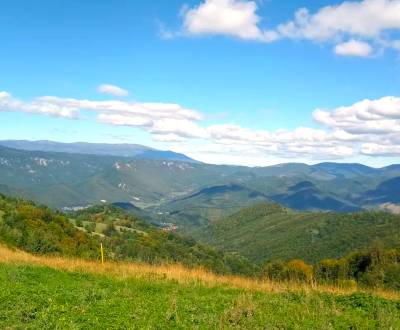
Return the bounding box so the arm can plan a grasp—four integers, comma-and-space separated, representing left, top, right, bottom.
0, 244, 399, 301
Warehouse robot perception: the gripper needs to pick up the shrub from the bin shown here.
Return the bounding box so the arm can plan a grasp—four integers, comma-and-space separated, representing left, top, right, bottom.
314, 258, 347, 283
284, 259, 313, 283
383, 264, 400, 290
84, 222, 96, 233
262, 261, 286, 281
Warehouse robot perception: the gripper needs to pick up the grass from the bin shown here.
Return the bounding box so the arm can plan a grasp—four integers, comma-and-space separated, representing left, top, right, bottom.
1, 246, 400, 329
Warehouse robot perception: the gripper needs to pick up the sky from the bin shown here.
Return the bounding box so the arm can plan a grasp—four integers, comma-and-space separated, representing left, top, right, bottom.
1, 0, 400, 167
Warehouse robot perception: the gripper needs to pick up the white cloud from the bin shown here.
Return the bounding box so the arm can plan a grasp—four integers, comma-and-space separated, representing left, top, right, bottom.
181, 0, 278, 41
98, 114, 152, 127
175, 0, 400, 56
334, 39, 373, 57
97, 84, 129, 97
2, 89, 400, 163
277, 0, 400, 41
38, 97, 203, 122
275, 0, 400, 55
361, 143, 400, 156
0, 91, 78, 118
313, 96, 400, 135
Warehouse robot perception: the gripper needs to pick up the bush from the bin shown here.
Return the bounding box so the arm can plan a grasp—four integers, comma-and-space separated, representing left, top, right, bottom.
262, 261, 286, 281
84, 222, 96, 233
383, 264, 400, 290
314, 258, 347, 283
284, 259, 313, 283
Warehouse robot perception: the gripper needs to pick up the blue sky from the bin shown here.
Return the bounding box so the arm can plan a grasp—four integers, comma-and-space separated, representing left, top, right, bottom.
1, 0, 400, 166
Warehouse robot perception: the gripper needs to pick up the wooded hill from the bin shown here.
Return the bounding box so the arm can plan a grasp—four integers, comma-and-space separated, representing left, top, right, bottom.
0, 194, 257, 276
195, 202, 400, 264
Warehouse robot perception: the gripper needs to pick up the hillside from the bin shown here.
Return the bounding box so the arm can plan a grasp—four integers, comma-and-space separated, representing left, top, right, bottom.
1, 246, 399, 329
270, 181, 360, 212
365, 177, 400, 204
0, 145, 243, 210
0, 194, 257, 276
154, 183, 270, 228
195, 203, 400, 264
1, 144, 400, 218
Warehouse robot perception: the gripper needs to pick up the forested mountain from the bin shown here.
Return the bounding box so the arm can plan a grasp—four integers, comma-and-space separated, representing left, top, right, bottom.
194, 202, 400, 264
0, 142, 400, 230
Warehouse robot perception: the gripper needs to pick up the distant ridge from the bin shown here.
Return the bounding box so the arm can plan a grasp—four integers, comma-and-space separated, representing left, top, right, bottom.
0, 142, 399, 217
0, 140, 198, 163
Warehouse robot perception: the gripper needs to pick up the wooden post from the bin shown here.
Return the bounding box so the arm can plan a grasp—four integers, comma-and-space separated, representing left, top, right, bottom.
100, 243, 104, 264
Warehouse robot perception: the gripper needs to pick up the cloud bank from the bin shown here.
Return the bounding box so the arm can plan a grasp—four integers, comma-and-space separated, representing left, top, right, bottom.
1, 89, 400, 162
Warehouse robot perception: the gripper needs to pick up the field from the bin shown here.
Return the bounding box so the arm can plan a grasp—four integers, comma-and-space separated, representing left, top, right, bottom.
1, 246, 400, 329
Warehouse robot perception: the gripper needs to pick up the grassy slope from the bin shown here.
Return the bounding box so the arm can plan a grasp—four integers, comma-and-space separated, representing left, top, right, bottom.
1, 246, 400, 329
195, 203, 400, 264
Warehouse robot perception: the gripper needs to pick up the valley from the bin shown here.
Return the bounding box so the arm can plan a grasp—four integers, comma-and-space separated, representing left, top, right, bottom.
1, 141, 400, 328
0, 141, 400, 232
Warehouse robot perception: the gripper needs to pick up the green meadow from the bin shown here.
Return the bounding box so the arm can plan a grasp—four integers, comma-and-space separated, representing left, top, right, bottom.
1, 263, 399, 329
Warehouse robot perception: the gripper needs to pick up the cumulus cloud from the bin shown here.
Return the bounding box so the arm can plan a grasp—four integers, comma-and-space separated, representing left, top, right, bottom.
97, 84, 129, 97
313, 96, 400, 135
2, 89, 400, 162
313, 96, 400, 158
0, 91, 78, 118
334, 40, 373, 56
174, 0, 400, 56
276, 0, 400, 41
182, 0, 278, 42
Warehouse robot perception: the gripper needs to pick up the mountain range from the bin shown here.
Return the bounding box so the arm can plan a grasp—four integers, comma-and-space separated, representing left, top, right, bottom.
0, 140, 196, 163
0, 140, 399, 231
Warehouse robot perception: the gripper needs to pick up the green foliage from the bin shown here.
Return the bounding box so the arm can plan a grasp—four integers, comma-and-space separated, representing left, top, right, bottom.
383, 264, 400, 290
263, 259, 314, 283
0, 193, 258, 276
84, 222, 96, 233
262, 246, 400, 290
2, 144, 400, 216
285, 259, 314, 283
197, 202, 400, 264
0, 194, 99, 259
262, 260, 286, 281
1, 264, 400, 329
314, 258, 347, 282
75, 218, 83, 228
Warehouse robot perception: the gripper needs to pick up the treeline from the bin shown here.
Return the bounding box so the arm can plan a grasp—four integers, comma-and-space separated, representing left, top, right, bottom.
0, 194, 258, 276
263, 245, 400, 290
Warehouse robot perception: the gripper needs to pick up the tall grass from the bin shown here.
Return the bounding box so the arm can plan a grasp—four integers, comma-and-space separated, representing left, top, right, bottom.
1, 245, 398, 301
